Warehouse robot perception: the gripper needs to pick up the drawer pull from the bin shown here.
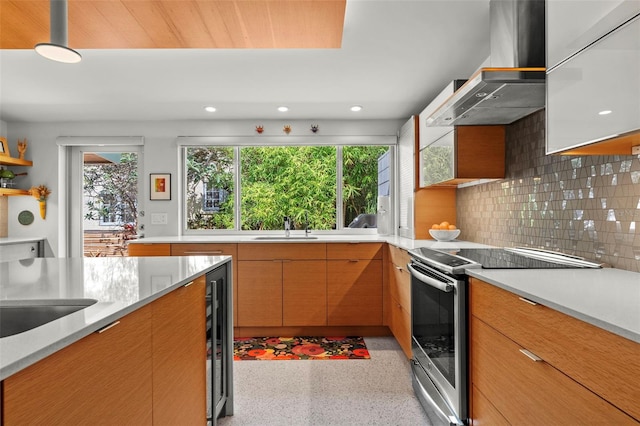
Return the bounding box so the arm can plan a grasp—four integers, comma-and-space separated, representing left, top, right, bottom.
349, 259, 359, 263
184, 281, 194, 288
519, 349, 543, 362
518, 297, 538, 306
394, 265, 403, 271
97, 321, 120, 334
183, 250, 223, 254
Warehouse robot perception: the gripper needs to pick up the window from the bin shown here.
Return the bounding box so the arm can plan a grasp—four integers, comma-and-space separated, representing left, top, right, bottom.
241, 146, 337, 230
343, 145, 390, 228
185, 147, 235, 230
184, 143, 391, 232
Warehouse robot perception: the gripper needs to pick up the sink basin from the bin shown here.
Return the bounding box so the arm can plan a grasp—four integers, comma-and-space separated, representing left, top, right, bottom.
253, 236, 319, 240
0, 299, 98, 338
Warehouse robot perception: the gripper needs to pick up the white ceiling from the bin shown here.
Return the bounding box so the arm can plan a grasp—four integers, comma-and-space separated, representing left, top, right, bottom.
0, 0, 491, 123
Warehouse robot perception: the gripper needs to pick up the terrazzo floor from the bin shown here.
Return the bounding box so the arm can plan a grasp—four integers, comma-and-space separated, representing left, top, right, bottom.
217, 336, 441, 425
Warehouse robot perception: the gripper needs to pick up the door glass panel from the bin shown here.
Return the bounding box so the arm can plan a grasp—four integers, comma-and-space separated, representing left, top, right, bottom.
82, 152, 138, 257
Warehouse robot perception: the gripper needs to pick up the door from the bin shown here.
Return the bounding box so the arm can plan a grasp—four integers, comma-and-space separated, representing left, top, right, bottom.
68, 145, 143, 258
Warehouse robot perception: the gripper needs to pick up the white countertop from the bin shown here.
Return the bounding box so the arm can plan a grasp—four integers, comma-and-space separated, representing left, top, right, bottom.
0, 255, 231, 380
468, 268, 640, 344
0, 237, 45, 246
130, 234, 492, 252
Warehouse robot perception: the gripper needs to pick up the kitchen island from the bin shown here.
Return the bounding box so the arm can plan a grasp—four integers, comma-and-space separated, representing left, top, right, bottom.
0, 255, 232, 425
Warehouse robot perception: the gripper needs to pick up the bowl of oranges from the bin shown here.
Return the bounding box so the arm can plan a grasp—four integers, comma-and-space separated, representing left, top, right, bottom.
429, 221, 460, 241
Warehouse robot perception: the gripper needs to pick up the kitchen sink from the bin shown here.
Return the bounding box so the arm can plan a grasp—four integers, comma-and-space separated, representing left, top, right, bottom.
253, 236, 319, 240
0, 299, 98, 338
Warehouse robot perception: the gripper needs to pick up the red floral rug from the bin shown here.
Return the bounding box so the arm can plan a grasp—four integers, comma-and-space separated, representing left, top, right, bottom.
233, 336, 370, 360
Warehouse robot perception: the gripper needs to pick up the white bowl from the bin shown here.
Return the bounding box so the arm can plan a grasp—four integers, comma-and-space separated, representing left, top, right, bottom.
429, 229, 461, 241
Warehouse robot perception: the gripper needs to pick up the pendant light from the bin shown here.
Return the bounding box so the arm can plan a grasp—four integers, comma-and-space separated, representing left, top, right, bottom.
35, 0, 82, 63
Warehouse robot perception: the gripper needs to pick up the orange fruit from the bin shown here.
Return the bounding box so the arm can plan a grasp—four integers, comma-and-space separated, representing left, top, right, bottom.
448, 225, 457, 230
440, 221, 450, 229
432, 224, 440, 229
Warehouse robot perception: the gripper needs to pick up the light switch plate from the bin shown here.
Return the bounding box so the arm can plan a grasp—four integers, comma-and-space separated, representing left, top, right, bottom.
632, 145, 640, 155
151, 213, 168, 225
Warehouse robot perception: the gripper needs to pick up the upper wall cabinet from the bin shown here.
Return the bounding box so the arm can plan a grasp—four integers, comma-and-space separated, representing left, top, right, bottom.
547, 0, 640, 70
419, 126, 505, 187
546, 2, 640, 154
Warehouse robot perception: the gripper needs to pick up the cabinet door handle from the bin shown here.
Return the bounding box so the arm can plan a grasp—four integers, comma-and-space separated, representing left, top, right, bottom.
97, 321, 120, 334
183, 250, 223, 255
519, 349, 543, 362
184, 281, 194, 288
518, 296, 538, 306
394, 265, 403, 271
349, 259, 359, 263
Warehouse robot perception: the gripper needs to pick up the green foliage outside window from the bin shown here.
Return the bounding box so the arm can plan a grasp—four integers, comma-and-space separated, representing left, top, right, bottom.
84, 153, 138, 227
186, 147, 235, 230
343, 145, 388, 226
185, 145, 389, 231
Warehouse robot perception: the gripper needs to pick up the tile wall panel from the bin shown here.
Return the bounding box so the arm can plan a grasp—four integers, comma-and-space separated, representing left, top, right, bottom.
457, 110, 640, 272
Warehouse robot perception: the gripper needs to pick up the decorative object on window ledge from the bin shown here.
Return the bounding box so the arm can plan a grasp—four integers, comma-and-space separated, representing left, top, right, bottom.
17, 139, 28, 160
283, 125, 292, 134
255, 125, 264, 134
310, 124, 319, 133
30, 185, 51, 219
0, 137, 10, 156
150, 173, 171, 201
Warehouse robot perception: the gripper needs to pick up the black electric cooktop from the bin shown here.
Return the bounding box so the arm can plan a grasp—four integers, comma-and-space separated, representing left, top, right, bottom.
453, 248, 585, 269
409, 247, 601, 273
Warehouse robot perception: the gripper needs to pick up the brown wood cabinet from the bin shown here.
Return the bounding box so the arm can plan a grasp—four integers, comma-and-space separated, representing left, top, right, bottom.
237, 243, 327, 328
128, 242, 171, 256
2, 275, 210, 425
327, 243, 383, 326
387, 244, 411, 358
171, 243, 238, 325
2, 305, 154, 425
152, 275, 207, 426
283, 260, 327, 326
469, 278, 640, 425
420, 125, 505, 187
238, 259, 283, 326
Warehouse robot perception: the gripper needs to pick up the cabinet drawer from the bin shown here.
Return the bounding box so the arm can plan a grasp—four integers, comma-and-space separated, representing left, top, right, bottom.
471, 316, 637, 425
171, 243, 237, 256
326, 243, 383, 260
128, 243, 170, 256
388, 244, 411, 269
470, 278, 640, 421
389, 262, 410, 311
238, 243, 326, 260
470, 384, 509, 426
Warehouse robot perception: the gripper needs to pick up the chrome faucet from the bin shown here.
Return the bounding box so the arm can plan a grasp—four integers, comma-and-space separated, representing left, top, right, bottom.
284, 216, 291, 238
304, 211, 311, 237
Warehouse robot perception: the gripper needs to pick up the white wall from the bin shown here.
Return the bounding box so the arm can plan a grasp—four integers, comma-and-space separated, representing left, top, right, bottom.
6, 119, 402, 257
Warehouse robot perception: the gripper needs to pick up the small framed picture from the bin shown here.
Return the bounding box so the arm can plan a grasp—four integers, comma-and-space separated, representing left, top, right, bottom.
0, 137, 9, 156
150, 173, 171, 200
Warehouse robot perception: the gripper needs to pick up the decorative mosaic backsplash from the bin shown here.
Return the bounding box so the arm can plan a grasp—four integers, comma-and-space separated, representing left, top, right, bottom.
457, 110, 640, 273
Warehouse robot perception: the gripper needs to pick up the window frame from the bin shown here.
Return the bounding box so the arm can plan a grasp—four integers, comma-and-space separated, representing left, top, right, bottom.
179, 136, 395, 235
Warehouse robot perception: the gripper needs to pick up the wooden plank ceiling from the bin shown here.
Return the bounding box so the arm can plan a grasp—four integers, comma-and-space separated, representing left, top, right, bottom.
0, 0, 346, 49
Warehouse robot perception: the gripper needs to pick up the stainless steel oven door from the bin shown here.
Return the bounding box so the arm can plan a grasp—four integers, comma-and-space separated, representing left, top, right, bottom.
408, 261, 467, 425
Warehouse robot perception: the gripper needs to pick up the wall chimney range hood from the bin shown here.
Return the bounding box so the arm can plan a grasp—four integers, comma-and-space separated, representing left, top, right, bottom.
426, 0, 546, 127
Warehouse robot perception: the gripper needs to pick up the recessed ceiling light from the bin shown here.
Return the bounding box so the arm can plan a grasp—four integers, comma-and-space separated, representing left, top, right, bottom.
278, 106, 289, 112
598, 110, 612, 115
204, 106, 217, 112
350, 105, 363, 112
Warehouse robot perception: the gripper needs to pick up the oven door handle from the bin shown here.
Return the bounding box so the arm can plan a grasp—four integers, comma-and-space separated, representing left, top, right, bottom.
407, 263, 454, 292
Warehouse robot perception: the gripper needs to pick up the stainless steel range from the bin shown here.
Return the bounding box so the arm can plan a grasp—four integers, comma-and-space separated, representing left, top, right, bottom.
407, 247, 601, 425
